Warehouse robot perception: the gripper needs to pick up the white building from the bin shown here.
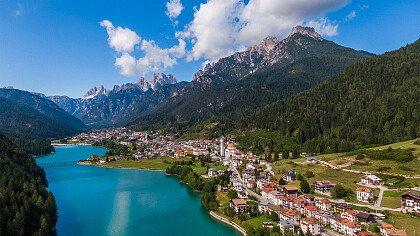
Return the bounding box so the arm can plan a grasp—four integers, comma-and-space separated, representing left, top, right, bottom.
360, 174, 383, 186
356, 187, 374, 202
300, 217, 321, 235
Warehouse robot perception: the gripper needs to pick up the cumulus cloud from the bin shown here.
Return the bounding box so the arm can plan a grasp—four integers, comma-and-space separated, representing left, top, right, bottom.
177, 0, 349, 62
100, 20, 141, 53
345, 10, 356, 21
305, 17, 339, 36
166, 0, 184, 22
101, 20, 186, 76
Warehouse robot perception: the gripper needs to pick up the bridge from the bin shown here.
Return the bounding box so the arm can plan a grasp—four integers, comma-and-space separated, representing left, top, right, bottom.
38, 161, 79, 167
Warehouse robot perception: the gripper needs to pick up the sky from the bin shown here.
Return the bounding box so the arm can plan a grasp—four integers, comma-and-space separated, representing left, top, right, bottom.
1, 0, 419, 98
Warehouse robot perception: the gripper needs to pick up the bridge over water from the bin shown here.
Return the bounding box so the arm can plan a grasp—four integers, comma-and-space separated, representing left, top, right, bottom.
38, 161, 79, 167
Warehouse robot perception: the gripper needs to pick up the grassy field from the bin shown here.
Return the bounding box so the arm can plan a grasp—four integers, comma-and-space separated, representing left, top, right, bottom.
317, 138, 420, 177
216, 192, 231, 205
385, 211, 420, 236
381, 190, 420, 209
99, 157, 227, 175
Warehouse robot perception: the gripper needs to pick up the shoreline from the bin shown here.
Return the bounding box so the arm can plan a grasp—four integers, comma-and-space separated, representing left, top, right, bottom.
78, 161, 165, 172
209, 211, 246, 236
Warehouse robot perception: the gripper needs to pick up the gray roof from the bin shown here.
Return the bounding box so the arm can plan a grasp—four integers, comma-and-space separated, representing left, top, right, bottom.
260, 200, 274, 206
279, 219, 296, 227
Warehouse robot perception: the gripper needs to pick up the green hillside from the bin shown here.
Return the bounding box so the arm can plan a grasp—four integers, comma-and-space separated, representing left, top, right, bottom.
236, 39, 420, 154
0, 97, 78, 155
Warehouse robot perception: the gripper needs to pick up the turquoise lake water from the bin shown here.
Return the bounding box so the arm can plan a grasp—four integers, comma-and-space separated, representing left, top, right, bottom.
36, 145, 240, 236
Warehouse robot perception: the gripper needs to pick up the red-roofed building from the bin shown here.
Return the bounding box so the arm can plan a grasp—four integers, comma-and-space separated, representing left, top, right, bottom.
303, 205, 318, 217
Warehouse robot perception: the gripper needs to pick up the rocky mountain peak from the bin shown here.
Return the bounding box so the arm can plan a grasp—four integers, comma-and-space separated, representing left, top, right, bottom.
288, 26, 322, 40
150, 73, 177, 90
135, 77, 152, 92
257, 36, 280, 51
82, 85, 109, 99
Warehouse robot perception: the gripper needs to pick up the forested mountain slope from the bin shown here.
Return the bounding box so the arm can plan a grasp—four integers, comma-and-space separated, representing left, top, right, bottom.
0, 97, 77, 155
0, 88, 86, 130
236, 39, 420, 154
0, 132, 57, 235
130, 29, 372, 132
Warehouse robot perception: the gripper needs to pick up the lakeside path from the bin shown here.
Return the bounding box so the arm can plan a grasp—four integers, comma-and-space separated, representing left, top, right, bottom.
210, 211, 247, 236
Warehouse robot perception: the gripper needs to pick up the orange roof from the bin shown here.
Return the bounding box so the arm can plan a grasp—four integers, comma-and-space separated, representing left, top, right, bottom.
262, 188, 275, 193
228, 143, 236, 148
320, 198, 331, 204
345, 210, 359, 216
305, 205, 318, 211
301, 217, 320, 224
382, 224, 395, 229
284, 186, 299, 191
293, 199, 309, 204
231, 199, 248, 207
356, 187, 372, 193
285, 209, 299, 216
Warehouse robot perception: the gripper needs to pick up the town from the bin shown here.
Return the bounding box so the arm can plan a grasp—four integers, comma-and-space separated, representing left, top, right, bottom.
70, 128, 419, 236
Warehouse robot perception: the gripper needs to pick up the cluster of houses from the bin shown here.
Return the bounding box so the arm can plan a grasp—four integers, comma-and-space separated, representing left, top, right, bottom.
73, 127, 132, 142
231, 184, 408, 236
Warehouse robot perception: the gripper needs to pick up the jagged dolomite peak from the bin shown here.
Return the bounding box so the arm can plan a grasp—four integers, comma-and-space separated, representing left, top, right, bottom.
82, 85, 110, 99
288, 26, 322, 40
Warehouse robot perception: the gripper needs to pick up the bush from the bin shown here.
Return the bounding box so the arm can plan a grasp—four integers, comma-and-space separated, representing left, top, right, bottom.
355, 154, 365, 160
332, 184, 353, 199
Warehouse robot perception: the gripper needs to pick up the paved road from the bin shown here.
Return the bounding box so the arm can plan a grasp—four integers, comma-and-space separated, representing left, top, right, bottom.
375, 187, 385, 207
229, 158, 263, 201
321, 228, 340, 236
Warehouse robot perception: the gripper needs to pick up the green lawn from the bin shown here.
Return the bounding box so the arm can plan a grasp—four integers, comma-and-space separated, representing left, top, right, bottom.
101, 159, 172, 170
385, 211, 420, 236
318, 138, 420, 176
381, 190, 420, 209
216, 192, 230, 205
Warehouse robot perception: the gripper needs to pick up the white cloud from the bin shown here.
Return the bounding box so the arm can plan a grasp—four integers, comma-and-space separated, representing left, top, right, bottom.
177, 0, 349, 62
100, 20, 141, 53
166, 0, 184, 20
101, 20, 186, 76
345, 10, 356, 21
305, 17, 339, 36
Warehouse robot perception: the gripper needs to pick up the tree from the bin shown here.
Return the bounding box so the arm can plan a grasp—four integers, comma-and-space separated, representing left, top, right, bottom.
274, 152, 280, 161
305, 171, 314, 178
282, 151, 290, 159
331, 184, 353, 199
279, 178, 287, 185
297, 173, 303, 181
227, 189, 238, 199
300, 178, 310, 194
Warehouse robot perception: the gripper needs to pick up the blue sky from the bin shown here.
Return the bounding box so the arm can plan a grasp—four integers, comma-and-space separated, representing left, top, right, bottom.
1, 0, 419, 98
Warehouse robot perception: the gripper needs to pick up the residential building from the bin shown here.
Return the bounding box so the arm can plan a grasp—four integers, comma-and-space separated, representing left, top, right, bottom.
336, 217, 361, 235
230, 199, 248, 213
303, 194, 315, 205
314, 180, 336, 195
258, 199, 274, 213
268, 191, 283, 205
278, 219, 298, 234
208, 168, 217, 177
356, 231, 375, 236
341, 210, 359, 222
334, 203, 351, 214
300, 217, 321, 235
315, 199, 332, 211
356, 188, 374, 202
360, 174, 383, 186
303, 205, 318, 217
401, 191, 420, 211
280, 209, 301, 222
293, 198, 309, 212
314, 211, 335, 225
283, 171, 297, 182
356, 212, 375, 225
283, 186, 299, 197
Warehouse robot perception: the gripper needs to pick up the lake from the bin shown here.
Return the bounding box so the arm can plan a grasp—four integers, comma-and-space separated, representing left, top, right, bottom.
35, 145, 240, 236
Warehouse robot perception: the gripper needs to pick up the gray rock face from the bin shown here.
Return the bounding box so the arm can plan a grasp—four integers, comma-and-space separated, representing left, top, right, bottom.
288, 26, 322, 40
82, 85, 110, 100
48, 73, 180, 127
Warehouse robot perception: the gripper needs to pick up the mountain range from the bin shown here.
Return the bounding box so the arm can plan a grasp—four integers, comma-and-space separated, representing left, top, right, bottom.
3, 25, 418, 156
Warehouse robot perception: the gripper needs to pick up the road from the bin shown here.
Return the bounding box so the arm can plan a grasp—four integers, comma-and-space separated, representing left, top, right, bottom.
321, 228, 340, 236
228, 157, 263, 201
